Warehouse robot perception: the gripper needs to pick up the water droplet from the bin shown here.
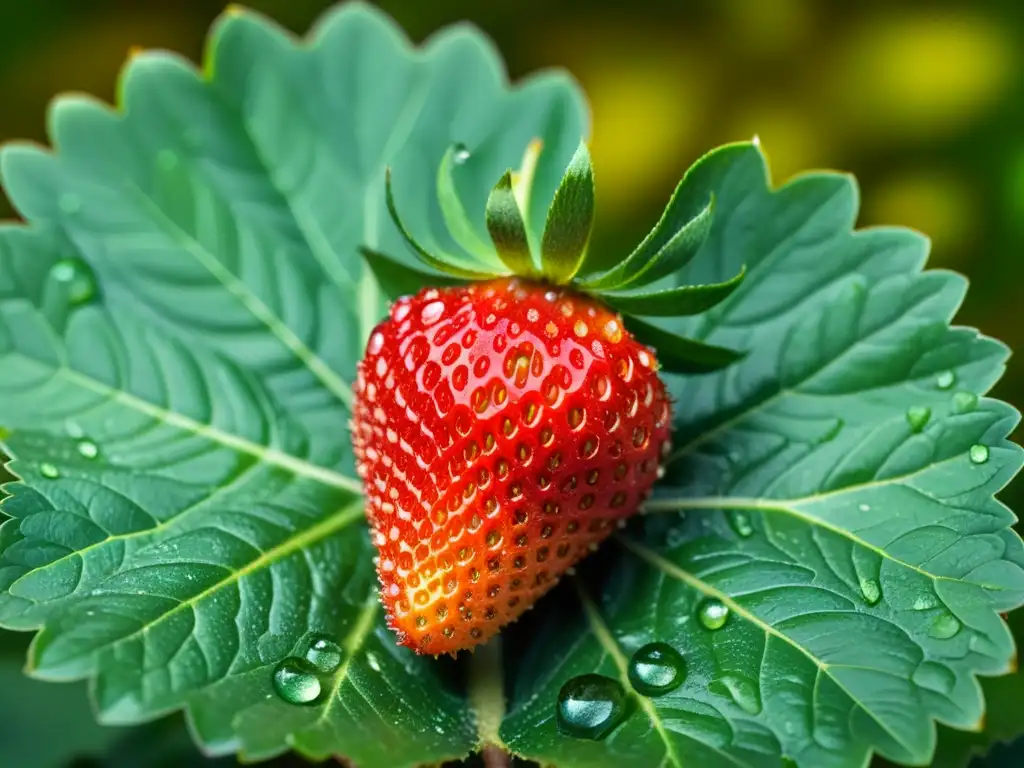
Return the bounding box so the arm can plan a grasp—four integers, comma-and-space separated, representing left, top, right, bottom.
556, 674, 630, 740
628, 643, 686, 696
272, 658, 321, 705
50, 258, 98, 306
913, 593, 939, 611
65, 421, 84, 439
366, 652, 382, 673
718, 673, 762, 715
728, 511, 754, 538
697, 598, 730, 630
929, 613, 962, 640
859, 578, 881, 606
969, 444, 989, 464
39, 462, 59, 479
452, 143, 471, 164
906, 406, 931, 433
59, 193, 81, 214
76, 440, 99, 459
936, 370, 956, 390
304, 635, 343, 673
951, 391, 978, 415
858, 503, 871, 512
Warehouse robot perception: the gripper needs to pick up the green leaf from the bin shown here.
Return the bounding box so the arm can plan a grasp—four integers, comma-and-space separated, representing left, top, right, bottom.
386, 167, 505, 280
0, 3, 585, 766
0, 7, 1021, 768
499, 143, 1024, 768
361, 246, 465, 300
540, 140, 594, 283
486, 171, 537, 277
580, 175, 714, 291
601, 266, 746, 317
436, 143, 502, 264
622, 315, 746, 373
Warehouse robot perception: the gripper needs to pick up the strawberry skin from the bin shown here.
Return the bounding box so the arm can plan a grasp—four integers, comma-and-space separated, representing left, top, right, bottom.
352, 278, 672, 654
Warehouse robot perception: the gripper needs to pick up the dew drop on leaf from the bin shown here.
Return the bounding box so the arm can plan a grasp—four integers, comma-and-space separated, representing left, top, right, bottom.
697, 598, 730, 630
452, 143, 471, 164
969, 444, 990, 464
50, 258, 98, 306
366, 651, 382, 673
905, 405, 931, 433
304, 635, 344, 673
556, 674, 630, 740
913, 593, 939, 611
728, 510, 754, 538
65, 420, 84, 439
272, 658, 322, 705
929, 613, 962, 640
718, 673, 762, 715
858, 503, 871, 512
859, 578, 882, 606
951, 391, 978, 415
39, 462, 59, 479
77, 440, 99, 459
627, 642, 685, 696
935, 370, 956, 390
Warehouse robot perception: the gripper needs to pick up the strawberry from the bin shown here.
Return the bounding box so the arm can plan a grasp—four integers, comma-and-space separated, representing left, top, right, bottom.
352, 278, 671, 654
355, 139, 745, 653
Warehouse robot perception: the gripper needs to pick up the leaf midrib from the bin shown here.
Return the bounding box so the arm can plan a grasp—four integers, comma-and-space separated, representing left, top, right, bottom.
647, 444, 1009, 591
30, 500, 366, 677
16, 357, 363, 495
619, 538, 920, 761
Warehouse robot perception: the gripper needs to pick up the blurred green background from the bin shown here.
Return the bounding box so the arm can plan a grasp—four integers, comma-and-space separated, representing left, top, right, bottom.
1, 0, 1022, 766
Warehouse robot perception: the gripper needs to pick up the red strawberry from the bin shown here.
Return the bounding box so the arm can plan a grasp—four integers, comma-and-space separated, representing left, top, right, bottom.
354, 138, 745, 654
352, 278, 672, 654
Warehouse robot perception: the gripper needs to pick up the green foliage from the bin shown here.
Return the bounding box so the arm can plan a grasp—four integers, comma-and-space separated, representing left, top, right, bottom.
0, 3, 1021, 768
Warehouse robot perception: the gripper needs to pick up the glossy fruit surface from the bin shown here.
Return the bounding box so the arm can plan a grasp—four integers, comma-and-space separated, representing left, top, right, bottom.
352, 278, 672, 654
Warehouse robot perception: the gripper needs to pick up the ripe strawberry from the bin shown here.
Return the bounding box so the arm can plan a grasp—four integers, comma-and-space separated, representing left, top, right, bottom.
354, 138, 745, 653
352, 278, 672, 654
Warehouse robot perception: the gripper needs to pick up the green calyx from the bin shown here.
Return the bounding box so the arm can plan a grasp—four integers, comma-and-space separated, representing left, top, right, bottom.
363, 137, 747, 373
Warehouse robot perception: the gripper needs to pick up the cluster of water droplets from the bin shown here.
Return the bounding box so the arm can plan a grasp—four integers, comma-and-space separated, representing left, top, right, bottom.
271, 635, 345, 706
916, 371, 989, 463
556, 600, 733, 740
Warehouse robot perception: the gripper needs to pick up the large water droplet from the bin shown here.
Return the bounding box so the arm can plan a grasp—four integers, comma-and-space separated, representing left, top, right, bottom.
272, 658, 321, 705
719, 673, 762, 715
304, 635, 343, 674
556, 674, 630, 740
969, 444, 989, 464
728, 511, 754, 538
697, 598, 730, 630
929, 613, 962, 640
366, 651, 382, 673
628, 643, 686, 696
50, 258, 98, 306
905, 406, 931, 433
452, 143, 471, 164
39, 462, 59, 479
76, 440, 99, 460
859, 578, 882, 606
951, 391, 978, 415
935, 370, 956, 390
